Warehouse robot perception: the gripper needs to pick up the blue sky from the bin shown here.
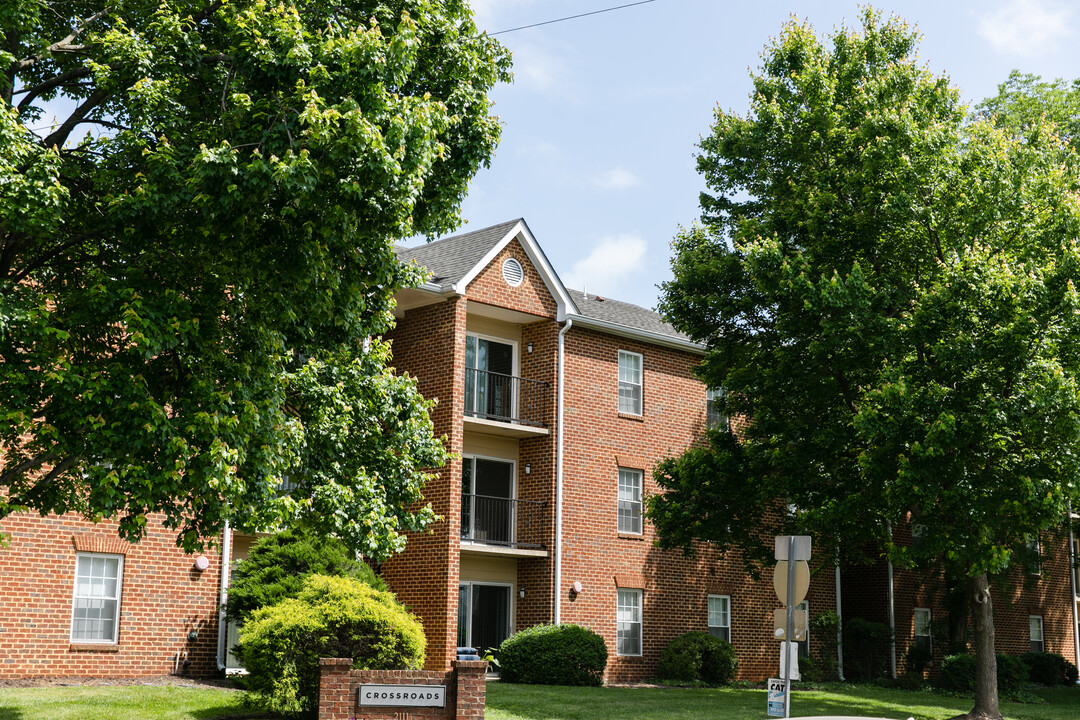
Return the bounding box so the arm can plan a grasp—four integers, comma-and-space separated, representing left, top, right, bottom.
421, 0, 1080, 311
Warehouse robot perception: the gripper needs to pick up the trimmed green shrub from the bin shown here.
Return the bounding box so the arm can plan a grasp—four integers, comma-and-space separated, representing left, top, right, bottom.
657, 632, 738, 686
227, 527, 386, 624
1021, 651, 1079, 686
498, 624, 607, 686
238, 574, 424, 716
937, 653, 1029, 696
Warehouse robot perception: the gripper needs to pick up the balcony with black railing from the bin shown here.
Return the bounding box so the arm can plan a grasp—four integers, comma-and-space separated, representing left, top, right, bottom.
460, 494, 547, 552
463, 367, 550, 435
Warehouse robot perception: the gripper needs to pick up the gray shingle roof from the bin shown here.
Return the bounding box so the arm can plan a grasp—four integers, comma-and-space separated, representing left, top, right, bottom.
395, 218, 695, 348
395, 219, 522, 287
567, 289, 692, 343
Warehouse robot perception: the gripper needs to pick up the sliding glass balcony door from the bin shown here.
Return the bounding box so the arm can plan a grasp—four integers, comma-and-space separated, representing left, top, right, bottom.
461, 457, 514, 545
465, 335, 515, 421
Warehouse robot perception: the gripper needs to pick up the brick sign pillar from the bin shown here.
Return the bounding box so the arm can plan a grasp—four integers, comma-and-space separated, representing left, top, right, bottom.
318, 658, 488, 720
318, 658, 353, 720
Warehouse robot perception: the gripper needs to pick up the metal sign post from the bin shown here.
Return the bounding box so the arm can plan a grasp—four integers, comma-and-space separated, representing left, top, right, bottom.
773, 535, 811, 719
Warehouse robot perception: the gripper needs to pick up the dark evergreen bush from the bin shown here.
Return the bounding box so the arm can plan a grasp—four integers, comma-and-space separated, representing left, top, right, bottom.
498, 624, 607, 686
657, 631, 738, 685
843, 617, 893, 681
1020, 651, 1079, 686
937, 653, 1030, 696
238, 574, 424, 716
227, 526, 385, 623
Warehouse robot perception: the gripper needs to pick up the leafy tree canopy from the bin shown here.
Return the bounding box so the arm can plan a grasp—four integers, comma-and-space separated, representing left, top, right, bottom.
225, 526, 387, 624
1, 0, 510, 555
648, 9, 1080, 718
976, 71, 1080, 149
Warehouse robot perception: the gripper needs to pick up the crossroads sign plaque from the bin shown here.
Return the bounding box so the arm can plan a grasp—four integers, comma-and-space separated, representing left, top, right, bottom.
358, 684, 447, 707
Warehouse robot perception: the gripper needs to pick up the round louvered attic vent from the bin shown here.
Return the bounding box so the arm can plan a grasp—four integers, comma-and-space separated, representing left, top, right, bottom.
502, 258, 524, 287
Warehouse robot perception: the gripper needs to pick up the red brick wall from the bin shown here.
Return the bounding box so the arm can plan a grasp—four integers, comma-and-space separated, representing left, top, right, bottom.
0, 512, 220, 678
556, 325, 838, 682
383, 298, 467, 671
464, 239, 558, 319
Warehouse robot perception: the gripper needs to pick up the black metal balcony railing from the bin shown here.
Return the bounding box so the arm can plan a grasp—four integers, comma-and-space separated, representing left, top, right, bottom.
461, 494, 546, 550
464, 367, 549, 427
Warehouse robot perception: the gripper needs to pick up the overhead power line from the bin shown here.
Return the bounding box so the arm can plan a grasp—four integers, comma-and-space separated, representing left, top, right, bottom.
489, 0, 656, 36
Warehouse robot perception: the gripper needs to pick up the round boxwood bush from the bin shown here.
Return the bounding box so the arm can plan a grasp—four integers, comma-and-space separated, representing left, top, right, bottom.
498, 624, 607, 686
657, 631, 738, 686
238, 574, 424, 716
937, 653, 1029, 696
1021, 651, 1079, 686
226, 527, 386, 624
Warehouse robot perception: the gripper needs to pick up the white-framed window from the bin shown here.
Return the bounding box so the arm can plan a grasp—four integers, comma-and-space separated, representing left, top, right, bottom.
1025, 534, 1042, 575
618, 350, 643, 415
70, 553, 124, 643
617, 467, 643, 535
1030, 616, 1045, 653
706, 388, 727, 429
708, 594, 731, 642
913, 607, 932, 658
617, 588, 643, 656
795, 600, 810, 658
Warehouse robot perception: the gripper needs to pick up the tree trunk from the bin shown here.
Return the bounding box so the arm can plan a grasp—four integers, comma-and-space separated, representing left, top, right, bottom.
965, 572, 1002, 720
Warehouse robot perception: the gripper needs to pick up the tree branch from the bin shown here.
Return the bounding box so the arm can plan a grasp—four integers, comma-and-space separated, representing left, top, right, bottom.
16, 66, 93, 111
42, 87, 110, 148
0, 450, 59, 486
12, 8, 110, 72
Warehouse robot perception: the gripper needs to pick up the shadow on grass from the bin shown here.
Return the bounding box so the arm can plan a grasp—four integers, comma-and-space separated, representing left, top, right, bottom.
0, 707, 24, 720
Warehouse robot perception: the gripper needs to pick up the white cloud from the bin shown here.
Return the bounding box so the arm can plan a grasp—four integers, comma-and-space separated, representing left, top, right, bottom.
977, 0, 1074, 57
563, 235, 647, 297
593, 166, 640, 190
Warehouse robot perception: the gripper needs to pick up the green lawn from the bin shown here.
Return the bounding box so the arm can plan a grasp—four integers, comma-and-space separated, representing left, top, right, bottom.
485, 682, 1080, 720
2, 681, 1077, 720
0, 685, 253, 720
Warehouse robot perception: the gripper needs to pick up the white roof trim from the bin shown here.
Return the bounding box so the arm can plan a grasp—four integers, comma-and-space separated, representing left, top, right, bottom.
566, 313, 706, 354
451, 219, 579, 321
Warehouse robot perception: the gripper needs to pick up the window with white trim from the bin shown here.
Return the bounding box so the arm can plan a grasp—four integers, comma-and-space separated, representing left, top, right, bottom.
706, 388, 727, 429
618, 350, 643, 415
70, 553, 123, 643
1030, 616, 1045, 653
617, 588, 642, 656
1025, 534, 1042, 575
617, 467, 643, 535
913, 608, 932, 659
708, 595, 731, 642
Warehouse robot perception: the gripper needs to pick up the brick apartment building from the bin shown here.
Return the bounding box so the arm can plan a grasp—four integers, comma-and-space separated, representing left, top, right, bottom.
2, 218, 1078, 681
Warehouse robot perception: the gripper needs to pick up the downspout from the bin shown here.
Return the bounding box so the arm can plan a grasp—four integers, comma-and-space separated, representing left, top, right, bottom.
835, 563, 845, 681
1069, 503, 1079, 675
554, 317, 573, 624
887, 522, 897, 679
216, 520, 233, 671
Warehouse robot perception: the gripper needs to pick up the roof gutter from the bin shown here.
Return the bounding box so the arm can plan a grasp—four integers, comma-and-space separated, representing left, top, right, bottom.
554, 317, 573, 624
565, 313, 705, 354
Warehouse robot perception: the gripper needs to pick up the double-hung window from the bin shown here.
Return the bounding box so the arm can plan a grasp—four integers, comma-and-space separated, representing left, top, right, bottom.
618, 350, 643, 415
618, 468, 643, 535
706, 388, 727, 429
1029, 616, 1045, 653
913, 608, 932, 659
617, 588, 642, 656
70, 553, 123, 643
708, 595, 731, 642
1025, 535, 1042, 575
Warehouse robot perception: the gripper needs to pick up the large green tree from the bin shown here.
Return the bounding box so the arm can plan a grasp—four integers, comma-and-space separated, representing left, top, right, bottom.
648, 10, 1080, 719
1, 1, 509, 557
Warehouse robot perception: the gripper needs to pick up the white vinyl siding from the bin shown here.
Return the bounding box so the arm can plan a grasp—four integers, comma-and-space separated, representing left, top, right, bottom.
708, 595, 731, 642
70, 553, 123, 643
617, 589, 642, 656
618, 468, 643, 535
618, 350, 643, 415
